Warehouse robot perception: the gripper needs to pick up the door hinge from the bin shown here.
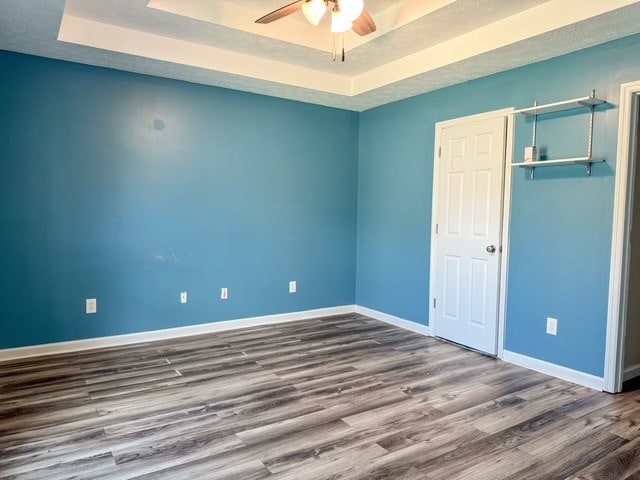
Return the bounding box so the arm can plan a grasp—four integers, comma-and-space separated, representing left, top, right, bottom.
435, 223, 439, 234
438, 146, 442, 158
433, 298, 436, 309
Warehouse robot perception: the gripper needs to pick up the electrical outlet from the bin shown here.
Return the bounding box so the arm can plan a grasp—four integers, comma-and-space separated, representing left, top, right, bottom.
289, 280, 297, 294
180, 291, 187, 304
221, 287, 228, 300
86, 298, 97, 314
546, 317, 558, 335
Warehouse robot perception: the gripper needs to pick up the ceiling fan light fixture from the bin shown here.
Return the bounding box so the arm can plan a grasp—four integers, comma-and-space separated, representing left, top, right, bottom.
255, 0, 377, 61
339, 0, 364, 21
331, 9, 352, 33
301, 0, 327, 26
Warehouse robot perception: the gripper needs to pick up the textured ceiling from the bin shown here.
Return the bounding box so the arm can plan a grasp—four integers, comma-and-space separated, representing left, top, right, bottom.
1, 0, 640, 111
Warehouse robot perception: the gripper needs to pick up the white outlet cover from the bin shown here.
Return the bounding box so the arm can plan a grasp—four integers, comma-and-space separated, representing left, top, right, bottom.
180, 291, 187, 304
86, 298, 97, 314
289, 281, 297, 294
546, 317, 558, 335
221, 288, 228, 300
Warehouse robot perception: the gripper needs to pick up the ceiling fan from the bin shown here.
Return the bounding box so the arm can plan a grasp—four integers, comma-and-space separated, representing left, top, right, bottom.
256, 0, 377, 61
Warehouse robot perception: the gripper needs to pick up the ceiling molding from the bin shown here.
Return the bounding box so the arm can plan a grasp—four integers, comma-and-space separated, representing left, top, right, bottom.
2, 0, 640, 111
59, 14, 353, 96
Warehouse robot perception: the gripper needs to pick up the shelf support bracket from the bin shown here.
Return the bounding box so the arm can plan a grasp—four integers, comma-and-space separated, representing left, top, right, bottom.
513, 90, 606, 180
587, 89, 595, 160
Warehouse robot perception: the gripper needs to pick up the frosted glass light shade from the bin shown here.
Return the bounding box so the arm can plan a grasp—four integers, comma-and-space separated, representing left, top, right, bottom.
331, 9, 352, 33
301, 0, 327, 26
339, 0, 363, 21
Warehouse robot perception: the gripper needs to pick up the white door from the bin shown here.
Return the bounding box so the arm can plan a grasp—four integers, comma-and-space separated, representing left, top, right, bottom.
433, 116, 507, 355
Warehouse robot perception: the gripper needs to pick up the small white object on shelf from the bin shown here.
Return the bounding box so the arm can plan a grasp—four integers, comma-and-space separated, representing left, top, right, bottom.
524, 146, 537, 163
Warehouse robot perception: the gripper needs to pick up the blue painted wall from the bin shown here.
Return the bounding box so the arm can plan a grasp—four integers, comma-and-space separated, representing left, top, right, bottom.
0, 51, 358, 348
357, 34, 640, 377
3, 33, 640, 378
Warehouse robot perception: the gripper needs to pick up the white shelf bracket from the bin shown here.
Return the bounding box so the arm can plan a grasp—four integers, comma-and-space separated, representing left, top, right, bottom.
512, 89, 606, 179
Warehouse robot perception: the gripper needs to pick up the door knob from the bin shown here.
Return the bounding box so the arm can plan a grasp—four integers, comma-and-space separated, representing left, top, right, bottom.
486, 245, 496, 253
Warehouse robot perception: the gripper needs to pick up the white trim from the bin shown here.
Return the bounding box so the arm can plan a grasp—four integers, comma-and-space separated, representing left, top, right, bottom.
624, 363, 640, 381
498, 110, 515, 359
355, 306, 431, 336
428, 125, 440, 342
430, 108, 514, 356
0, 301, 615, 392
0, 306, 356, 362
605, 80, 640, 393
434, 108, 515, 128
503, 350, 604, 391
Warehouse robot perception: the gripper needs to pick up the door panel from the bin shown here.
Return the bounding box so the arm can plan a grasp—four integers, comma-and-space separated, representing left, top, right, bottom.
469, 258, 488, 327
472, 170, 492, 237
446, 172, 464, 236
433, 116, 507, 354
444, 255, 461, 320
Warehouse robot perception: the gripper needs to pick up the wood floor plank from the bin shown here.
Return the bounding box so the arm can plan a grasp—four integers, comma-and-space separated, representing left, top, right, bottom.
341, 395, 441, 429
107, 432, 243, 479
132, 458, 272, 480
250, 420, 357, 473
606, 401, 640, 440
567, 434, 640, 480
0, 428, 108, 477
2, 313, 640, 479
235, 398, 402, 446
271, 441, 389, 480
0, 391, 92, 418
0, 452, 115, 480
424, 446, 539, 480
521, 408, 618, 459
411, 409, 562, 479
2, 404, 219, 476
0, 404, 99, 438
503, 427, 629, 480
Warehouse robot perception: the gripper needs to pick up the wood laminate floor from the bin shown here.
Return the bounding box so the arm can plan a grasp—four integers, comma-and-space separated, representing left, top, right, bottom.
1, 314, 640, 479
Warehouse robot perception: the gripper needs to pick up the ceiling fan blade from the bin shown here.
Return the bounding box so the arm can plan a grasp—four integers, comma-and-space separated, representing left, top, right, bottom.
352, 9, 376, 36
255, 0, 304, 24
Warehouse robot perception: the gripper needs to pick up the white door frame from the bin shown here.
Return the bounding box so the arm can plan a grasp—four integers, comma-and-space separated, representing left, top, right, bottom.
604, 80, 640, 393
429, 108, 515, 357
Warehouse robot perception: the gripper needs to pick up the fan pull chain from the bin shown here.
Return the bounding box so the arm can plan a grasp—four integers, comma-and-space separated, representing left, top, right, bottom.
332, 33, 336, 61
331, 33, 345, 62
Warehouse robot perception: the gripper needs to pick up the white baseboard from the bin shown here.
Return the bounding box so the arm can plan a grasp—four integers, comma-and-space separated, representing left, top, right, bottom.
1, 304, 609, 393
502, 350, 604, 391
0, 305, 356, 362
355, 306, 431, 336
623, 363, 640, 381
